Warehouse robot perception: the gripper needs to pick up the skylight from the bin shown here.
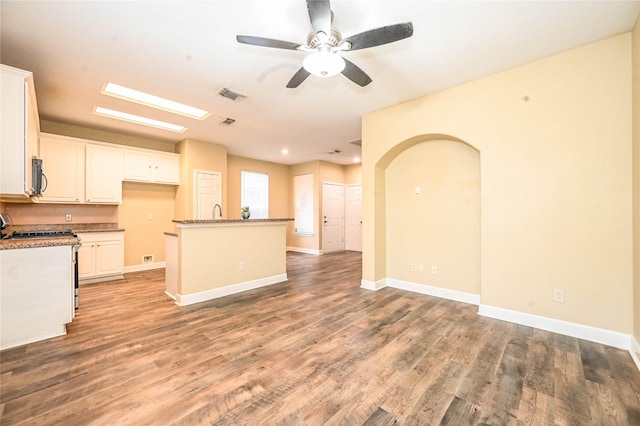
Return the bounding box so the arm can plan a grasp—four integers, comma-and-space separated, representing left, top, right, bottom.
102, 82, 210, 120
93, 107, 186, 133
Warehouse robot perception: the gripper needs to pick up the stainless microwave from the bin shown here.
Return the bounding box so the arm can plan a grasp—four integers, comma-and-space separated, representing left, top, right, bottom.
31, 158, 47, 196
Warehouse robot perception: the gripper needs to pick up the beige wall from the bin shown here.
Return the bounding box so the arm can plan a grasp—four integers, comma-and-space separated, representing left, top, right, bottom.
344, 163, 362, 184
3, 203, 117, 224
120, 182, 175, 265
632, 15, 640, 345
363, 34, 633, 334
174, 138, 227, 220
386, 139, 480, 296
41, 120, 175, 152
227, 155, 289, 220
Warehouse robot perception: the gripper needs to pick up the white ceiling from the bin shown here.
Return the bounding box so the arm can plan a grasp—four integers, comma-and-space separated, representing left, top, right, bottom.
2, 1, 639, 165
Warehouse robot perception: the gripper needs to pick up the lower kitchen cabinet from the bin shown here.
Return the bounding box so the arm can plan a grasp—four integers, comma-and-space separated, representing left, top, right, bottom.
78, 232, 124, 283
0, 245, 74, 350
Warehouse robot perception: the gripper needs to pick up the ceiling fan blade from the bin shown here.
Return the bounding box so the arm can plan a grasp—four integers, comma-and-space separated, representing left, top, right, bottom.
341, 22, 413, 51
306, 0, 331, 36
286, 67, 311, 88
236, 35, 301, 50
341, 58, 372, 87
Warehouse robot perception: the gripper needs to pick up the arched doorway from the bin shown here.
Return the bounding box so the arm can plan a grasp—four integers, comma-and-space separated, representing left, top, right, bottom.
367, 134, 481, 303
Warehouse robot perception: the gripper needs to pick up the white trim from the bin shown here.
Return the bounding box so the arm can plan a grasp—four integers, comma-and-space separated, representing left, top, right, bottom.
124, 261, 166, 273
1, 324, 67, 350
79, 274, 124, 285
361, 278, 387, 291
164, 290, 176, 301
387, 278, 481, 305
630, 336, 640, 372
478, 304, 632, 350
286, 246, 323, 255
193, 169, 222, 220
175, 273, 288, 306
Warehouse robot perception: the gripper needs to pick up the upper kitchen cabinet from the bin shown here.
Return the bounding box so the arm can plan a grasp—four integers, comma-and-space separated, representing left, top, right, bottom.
85, 144, 123, 204
0, 64, 40, 200
123, 148, 180, 185
39, 134, 85, 203
39, 133, 122, 204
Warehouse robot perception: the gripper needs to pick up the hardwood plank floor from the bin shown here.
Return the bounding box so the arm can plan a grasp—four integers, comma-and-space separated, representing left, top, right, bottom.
1, 251, 639, 425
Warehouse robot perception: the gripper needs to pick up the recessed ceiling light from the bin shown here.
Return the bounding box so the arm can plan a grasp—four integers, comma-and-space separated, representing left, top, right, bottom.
102, 82, 210, 120
282, 148, 289, 154
94, 107, 186, 132
353, 157, 361, 163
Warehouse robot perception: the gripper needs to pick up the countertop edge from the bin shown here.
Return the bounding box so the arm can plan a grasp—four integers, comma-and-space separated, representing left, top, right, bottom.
0, 236, 80, 251
172, 218, 293, 224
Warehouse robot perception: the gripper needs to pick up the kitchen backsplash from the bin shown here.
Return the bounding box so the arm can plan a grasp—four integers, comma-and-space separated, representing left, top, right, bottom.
4, 203, 118, 225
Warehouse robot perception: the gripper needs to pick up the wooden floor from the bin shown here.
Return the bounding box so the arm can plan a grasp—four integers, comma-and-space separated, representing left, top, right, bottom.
1, 251, 639, 425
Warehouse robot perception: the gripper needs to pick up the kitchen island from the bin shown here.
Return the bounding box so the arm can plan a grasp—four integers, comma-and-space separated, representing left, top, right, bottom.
165, 218, 292, 306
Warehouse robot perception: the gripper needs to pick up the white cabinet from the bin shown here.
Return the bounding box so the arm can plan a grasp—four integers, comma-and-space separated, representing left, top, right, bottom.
38, 134, 123, 204
78, 232, 124, 283
85, 144, 123, 204
123, 149, 180, 185
39, 134, 85, 203
0, 245, 74, 350
0, 64, 40, 200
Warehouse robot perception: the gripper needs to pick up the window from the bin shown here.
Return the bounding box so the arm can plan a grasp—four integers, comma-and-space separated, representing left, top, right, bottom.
293, 174, 314, 235
241, 171, 268, 219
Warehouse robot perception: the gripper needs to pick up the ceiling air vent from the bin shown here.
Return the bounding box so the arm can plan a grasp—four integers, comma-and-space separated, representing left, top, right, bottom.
221, 117, 236, 125
328, 149, 341, 154
218, 87, 246, 102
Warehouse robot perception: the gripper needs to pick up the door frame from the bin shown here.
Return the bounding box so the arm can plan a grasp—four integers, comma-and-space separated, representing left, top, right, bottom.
193, 169, 222, 220
345, 183, 362, 252
321, 181, 345, 253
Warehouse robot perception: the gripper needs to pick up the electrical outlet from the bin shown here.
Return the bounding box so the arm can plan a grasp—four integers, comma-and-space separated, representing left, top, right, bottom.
65, 214, 72, 222
553, 289, 565, 303
418, 263, 424, 272
239, 262, 245, 271
147, 214, 154, 221
142, 254, 154, 263
431, 266, 439, 274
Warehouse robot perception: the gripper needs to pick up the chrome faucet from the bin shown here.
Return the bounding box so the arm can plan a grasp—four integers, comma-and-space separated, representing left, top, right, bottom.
212, 203, 223, 219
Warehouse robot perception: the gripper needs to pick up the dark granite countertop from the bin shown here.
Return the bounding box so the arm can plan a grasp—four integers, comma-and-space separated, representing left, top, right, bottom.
0, 223, 123, 250
0, 236, 79, 251
7, 223, 124, 234
173, 218, 293, 224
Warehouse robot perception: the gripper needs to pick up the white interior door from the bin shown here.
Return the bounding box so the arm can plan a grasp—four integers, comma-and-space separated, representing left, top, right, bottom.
322, 182, 344, 253
194, 170, 221, 219
345, 184, 362, 252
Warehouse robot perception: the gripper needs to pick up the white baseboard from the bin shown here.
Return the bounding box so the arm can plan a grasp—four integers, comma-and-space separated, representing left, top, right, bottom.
630, 336, 640, 372
79, 274, 124, 285
361, 278, 387, 291
478, 304, 632, 350
164, 290, 176, 301
176, 273, 288, 306
124, 261, 166, 273
286, 246, 323, 255
387, 278, 481, 306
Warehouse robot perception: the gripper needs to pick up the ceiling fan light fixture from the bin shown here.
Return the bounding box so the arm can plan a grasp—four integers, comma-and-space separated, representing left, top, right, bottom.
303, 51, 345, 77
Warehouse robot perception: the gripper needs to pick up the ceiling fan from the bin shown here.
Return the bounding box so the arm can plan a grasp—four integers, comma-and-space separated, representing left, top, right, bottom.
236, 0, 413, 88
